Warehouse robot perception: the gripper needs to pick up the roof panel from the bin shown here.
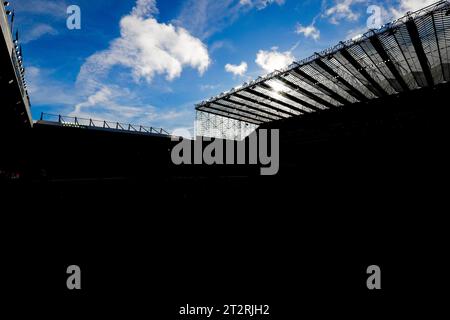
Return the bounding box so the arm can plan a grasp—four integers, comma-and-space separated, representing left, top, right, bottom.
243, 88, 303, 115
282, 72, 341, 107
431, 9, 450, 81
213, 100, 275, 122
346, 42, 398, 95
300, 63, 359, 104
323, 55, 378, 99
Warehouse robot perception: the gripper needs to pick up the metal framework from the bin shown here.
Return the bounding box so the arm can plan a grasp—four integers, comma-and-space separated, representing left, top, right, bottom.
196, 1, 450, 139
196, 111, 259, 141
39, 113, 170, 136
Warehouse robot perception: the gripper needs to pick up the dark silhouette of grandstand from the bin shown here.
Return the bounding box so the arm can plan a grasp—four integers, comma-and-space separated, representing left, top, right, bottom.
0, 1, 448, 227
2, 1, 449, 194
1, 1, 449, 313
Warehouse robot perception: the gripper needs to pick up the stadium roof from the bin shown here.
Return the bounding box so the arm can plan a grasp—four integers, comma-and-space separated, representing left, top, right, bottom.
196, 0, 450, 125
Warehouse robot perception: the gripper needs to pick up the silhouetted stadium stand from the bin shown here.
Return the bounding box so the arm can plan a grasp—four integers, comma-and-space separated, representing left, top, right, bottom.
1, 1, 449, 207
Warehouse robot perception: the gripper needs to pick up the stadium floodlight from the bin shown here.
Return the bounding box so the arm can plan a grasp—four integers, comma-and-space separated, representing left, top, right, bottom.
5, 9, 12, 15
4, 1, 10, 6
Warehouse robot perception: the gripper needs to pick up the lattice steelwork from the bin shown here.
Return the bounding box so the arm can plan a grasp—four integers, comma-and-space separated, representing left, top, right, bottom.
196, 1, 450, 140
196, 111, 258, 141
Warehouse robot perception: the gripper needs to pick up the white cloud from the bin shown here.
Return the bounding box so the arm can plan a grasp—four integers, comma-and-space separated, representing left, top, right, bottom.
22, 23, 58, 43
296, 23, 320, 40
391, 0, 437, 19
255, 48, 295, 73
77, 4, 210, 87
225, 61, 248, 76
132, 0, 159, 18
72, 0, 211, 128
73, 86, 116, 114
324, 0, 366, 24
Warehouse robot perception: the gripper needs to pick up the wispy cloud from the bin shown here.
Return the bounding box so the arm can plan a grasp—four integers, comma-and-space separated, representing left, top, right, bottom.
70, 85, 158, 123
12, 0, 67, 44
21, 23, 58, 43
240, 0, 285, 10
69, 83, 194, 131
26, 66, 79, 109
200, 84, 222, 91
13, 0, 68, 19
323, 0, 366, 24
210, 40, 235, 53
175, 0, 285, 39
296, 22, 320, 41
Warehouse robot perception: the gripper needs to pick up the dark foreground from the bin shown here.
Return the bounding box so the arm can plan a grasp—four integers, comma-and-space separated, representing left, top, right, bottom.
1, 84, 449, 318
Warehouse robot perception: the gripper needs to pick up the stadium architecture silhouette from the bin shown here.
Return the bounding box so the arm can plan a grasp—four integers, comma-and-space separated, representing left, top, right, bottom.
1, 1, 449, 206
2, 3, 449, 310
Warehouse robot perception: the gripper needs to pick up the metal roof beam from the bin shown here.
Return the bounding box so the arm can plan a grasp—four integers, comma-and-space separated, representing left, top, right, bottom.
213, 100, 275, 121
209, 103, 268, 123
406, 18, 435, 87
356, 42, 398, 93
258, 82, 323, 112
390, 29, 422, 87
275, 76, 336, 109
314, 58, 369, 102
339, 48, 388, 97
369, 35, 410, 92
234, 92, 296, 117
225, 97, 284, 120
290, 68, 350, 105
431, 13, 447, 82
245, 88, 305, 115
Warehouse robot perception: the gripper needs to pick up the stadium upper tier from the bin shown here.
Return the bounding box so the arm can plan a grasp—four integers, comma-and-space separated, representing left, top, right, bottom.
196, 1, 450, 125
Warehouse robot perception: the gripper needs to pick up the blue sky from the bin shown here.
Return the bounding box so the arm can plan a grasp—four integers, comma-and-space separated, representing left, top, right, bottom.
12, 0, 436, 131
